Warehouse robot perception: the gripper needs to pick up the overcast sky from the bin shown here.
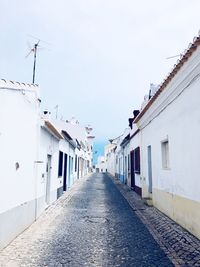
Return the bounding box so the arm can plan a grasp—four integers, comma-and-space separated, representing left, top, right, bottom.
1, 0, 200, 142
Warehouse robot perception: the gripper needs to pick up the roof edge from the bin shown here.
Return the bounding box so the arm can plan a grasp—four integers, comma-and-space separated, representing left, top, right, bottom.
134, 36, 200, 123
0, 79, 39, 90
44, 121, 63, 139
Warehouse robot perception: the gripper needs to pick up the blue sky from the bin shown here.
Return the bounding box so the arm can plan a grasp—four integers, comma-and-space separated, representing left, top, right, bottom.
1, 0, 200, 146
93, 141, 108, 165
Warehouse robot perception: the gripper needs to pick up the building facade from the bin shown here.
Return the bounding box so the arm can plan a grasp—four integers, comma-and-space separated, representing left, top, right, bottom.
135, 37, 200, 239
104, 34, 200, 239
0, 81, 94, 249
38, 119, 62, 217
0, 80, 41, 249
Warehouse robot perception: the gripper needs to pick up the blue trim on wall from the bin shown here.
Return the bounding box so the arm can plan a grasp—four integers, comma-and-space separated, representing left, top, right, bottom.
119, 174, 125, 183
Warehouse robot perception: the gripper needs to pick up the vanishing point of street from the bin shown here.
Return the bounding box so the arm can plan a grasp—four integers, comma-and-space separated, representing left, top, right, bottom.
0, 173, 173, 267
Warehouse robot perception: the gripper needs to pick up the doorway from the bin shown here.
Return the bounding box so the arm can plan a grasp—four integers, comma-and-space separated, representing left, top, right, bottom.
46, 154, 52, 205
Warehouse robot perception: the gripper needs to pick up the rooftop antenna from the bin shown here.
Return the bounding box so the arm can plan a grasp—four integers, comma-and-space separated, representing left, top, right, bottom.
26, 34, 51, 84
166, 54, 181, 60
54, 104, 59, 119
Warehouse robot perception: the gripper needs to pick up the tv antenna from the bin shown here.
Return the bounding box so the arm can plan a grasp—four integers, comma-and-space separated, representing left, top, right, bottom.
26, 35, 51, 84
54, 104, 59, 119
166, 54, 181, 60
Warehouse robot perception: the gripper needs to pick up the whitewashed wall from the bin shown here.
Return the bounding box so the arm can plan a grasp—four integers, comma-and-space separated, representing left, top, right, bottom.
0, 82, 40, 249
36, 126, 60, 217
137, 46, 200, 238
96, 156, 106, 172
122, 143, 130, 184
107, 151, 116, 176
74, 148, 81, 180
104, 143, 116, 176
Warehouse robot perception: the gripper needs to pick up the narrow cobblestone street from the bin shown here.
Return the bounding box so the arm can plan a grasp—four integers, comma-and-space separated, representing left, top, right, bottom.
0, 173, 174, 267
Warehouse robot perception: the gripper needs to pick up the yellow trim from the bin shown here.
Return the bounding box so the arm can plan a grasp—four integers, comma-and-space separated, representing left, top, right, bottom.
153, 188, 200, 239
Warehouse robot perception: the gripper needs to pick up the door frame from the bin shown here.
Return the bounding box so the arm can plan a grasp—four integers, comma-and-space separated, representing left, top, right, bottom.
46, 154, 52, 205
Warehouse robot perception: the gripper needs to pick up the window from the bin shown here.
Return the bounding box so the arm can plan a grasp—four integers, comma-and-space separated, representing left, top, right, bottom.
134, 147, 140, 174
58, 151, 63, 177
161, 140, 169, 169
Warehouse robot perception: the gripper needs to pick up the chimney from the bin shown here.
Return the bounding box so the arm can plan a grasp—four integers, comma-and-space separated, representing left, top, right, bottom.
128, 118, 134, 129
133, 110, 140, 119
42, 110, 51, 120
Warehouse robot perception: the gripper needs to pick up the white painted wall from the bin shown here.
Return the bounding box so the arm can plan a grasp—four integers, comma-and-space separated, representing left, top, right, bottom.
36, 126, 60, 217
0, 82, 94, 249
53, 119, 93, 179
104, 143, 116, 176
138, 46, 200, 201
0, 83, 40, 214
122, 143, 130, 184
96, 156, 106, 172
74, 148, 80, 180
0, 81, 40, 249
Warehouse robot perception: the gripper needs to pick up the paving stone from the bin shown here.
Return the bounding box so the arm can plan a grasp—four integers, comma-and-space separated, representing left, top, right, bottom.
110, 174, 200, 267
0, 173, 180, 266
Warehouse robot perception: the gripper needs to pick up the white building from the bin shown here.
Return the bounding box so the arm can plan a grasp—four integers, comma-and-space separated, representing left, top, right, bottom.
116, 129, 130, 183
96, 156, 106, 172
127, 110, 141, 195
134, 35, 200, 239
104, 34, 200, 240
104, 142, 117, 176
0, 80, 41, 249
37, 118, 62, 217
54, 118, 94, 181
108, 117, 142, 196
0, 80, 95, 249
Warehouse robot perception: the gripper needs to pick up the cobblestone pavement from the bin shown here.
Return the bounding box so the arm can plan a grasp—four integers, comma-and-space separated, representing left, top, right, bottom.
110, 174, 200, 267
0, 173, 174, 267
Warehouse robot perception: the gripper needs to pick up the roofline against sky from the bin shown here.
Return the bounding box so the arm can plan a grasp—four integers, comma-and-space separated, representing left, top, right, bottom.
134, 35, 200, 123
